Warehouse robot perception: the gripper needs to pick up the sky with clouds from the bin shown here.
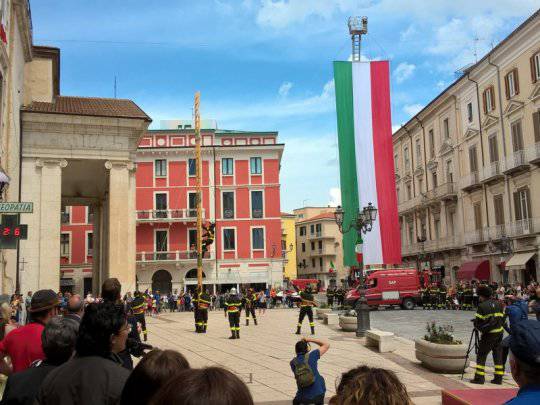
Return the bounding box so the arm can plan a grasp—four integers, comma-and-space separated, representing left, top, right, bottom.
31, 1, 539, 212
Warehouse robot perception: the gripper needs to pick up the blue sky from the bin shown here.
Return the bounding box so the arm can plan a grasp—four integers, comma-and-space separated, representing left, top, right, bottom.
31, 1, 539, 212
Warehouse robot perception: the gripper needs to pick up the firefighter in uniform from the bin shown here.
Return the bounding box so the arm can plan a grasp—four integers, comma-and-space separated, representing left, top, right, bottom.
471, 285, 505, 385
456, 283, 464, 310
194, 288, 211, 333
421, 286, 430, 309
326, 285, 336, 308
437, 283, 447, 309
130, 291, 148, 342
224, 288, 242, 339
429, 284, 438, 310
463, 283, 473, 310
335, 287, 345, 308
296, 286, 317, 335
243, 288, 258, 326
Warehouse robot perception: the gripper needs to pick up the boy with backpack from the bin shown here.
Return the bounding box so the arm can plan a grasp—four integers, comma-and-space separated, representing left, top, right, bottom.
290, 338, 329, 405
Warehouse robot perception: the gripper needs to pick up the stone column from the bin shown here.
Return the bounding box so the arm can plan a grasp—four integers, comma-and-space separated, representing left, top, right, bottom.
37, 159, 66, 290
105, 161, 136, 293
91, 205, 101, 296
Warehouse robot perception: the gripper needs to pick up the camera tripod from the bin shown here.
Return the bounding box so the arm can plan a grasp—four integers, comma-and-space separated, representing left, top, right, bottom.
461, 327, 480, 380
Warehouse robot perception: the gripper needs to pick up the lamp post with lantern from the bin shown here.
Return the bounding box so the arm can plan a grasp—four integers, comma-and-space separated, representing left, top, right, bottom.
334, 202, 378, 337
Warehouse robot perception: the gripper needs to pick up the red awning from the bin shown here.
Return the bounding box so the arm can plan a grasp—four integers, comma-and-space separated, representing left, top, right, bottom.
457, 260, 490, 281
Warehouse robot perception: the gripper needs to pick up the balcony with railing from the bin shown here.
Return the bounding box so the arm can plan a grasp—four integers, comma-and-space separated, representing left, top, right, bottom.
460, 171, 481, 192
425, 182, 457, 202
503, 149, 529, 175
480, 161, 504, 184
401, 235, 463, 256
136, 250, 214, 262
464, 229, 488, 245
530, 142, 540, 166
485, 224, 507, 240
309, 230, 333, 239
311, 247, 336, 256
398, 195, 421, 214
506, 218, 540, 238
136, 208, 205, 223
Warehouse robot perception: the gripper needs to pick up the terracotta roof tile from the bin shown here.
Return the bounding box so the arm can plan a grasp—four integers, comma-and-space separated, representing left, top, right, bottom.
22, 96, 152, 122
297, 212, 335, 223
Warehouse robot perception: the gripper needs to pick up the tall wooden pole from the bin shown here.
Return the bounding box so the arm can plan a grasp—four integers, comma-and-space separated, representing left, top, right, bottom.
194, 92, 203, 290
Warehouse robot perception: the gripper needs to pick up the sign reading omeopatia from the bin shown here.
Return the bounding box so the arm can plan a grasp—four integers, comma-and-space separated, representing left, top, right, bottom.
0, 202, 33, 213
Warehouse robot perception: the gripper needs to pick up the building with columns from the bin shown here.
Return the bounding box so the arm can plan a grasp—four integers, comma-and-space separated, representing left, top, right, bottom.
0, 0, 34, 294
394, 10, 540, 285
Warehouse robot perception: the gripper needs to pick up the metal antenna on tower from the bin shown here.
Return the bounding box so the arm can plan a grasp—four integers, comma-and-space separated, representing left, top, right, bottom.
348, 16, 368, 62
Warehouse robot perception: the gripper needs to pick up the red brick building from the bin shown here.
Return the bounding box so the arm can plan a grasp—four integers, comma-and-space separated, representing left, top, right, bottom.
59, 206, 94, 295
60, 125, 285, 294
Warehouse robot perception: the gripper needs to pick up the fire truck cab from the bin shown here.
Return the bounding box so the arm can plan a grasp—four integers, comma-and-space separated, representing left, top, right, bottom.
345, 267, 421, 310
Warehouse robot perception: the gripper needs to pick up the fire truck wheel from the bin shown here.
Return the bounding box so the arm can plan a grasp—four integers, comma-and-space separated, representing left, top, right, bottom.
401, 298, 415, 310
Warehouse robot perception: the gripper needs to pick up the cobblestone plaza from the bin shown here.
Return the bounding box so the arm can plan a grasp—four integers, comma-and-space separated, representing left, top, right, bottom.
144, 309, 518, 404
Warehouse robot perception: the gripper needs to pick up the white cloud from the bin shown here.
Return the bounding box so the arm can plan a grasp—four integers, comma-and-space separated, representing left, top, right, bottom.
436, 80, 446, 90
280, 134, 339, 210
393, 62, 416, 83
392, 124, 402, 134
403, 103, 423, 117
328, 187, 341, 207
255, 0, 364, 29
400, 24, 416, 42
278, 81, 293, 97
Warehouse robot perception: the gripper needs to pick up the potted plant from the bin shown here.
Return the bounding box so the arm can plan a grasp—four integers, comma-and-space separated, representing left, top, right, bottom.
415, 322, 469, 374
338, 310, 357, 332
315, 303, 332, 319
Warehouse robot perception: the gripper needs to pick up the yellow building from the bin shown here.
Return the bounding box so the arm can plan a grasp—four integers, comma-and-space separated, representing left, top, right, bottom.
281, 212, 297, 280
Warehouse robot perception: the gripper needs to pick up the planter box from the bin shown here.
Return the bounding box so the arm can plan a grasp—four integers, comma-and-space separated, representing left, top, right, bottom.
339, 315, 356, 332
415, 339, 469, 374
316, 308, 332, 320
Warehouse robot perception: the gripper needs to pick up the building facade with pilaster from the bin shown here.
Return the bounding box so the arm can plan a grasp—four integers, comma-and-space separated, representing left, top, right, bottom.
394, 10, 540, 285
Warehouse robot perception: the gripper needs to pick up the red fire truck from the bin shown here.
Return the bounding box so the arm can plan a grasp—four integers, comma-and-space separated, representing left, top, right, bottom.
345, 267, 421, 310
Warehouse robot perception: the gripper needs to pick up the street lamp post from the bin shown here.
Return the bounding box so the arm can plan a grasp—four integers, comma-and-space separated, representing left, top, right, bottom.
334, 202, 378, 337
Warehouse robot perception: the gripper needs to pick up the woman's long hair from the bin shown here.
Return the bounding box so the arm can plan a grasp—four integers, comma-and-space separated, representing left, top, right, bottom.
330, 366, 413, 405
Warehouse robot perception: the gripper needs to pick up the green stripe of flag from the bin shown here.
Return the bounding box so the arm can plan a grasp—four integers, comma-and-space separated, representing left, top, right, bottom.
333, 61, 360, 267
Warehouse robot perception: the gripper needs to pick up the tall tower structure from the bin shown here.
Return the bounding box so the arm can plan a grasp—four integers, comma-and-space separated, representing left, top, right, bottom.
348, 17, 368, 62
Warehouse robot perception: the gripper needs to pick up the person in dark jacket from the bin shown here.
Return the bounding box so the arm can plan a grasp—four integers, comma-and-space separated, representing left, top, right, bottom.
36, 302, 131, 405
1, 317, 78, 405
501, 295, 529, 367
471, 285, 505, 385
64, 294, 84, 323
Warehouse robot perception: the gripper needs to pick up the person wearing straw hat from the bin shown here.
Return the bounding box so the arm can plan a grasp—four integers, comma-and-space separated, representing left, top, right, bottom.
0, 289, 60, 373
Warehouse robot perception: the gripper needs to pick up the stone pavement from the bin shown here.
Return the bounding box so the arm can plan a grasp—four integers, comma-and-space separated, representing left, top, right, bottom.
144, 309, 517, 404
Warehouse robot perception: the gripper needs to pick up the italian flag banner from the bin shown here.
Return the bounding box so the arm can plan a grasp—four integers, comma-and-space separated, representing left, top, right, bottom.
333, 61, 401, 267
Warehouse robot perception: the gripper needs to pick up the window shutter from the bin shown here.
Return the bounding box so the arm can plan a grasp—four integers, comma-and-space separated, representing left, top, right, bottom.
525, 189, 532, 220
482, 90, 487, 114
531, 55, 538, 83
513, 192, 522, 221
533, 111, 540, 143
490, 86, 496, 110
504, 74, 510, 100
514, 68, 520, 95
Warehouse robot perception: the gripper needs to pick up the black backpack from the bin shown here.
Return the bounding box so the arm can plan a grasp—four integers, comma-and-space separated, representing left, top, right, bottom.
293, 355, 315, 388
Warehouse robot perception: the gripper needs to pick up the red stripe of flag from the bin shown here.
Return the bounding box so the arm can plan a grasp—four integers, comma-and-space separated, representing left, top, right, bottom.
370, 61, 401, 264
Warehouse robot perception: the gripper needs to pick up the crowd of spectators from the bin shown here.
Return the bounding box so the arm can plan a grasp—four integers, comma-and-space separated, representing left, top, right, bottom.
0, 279, 537, 404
